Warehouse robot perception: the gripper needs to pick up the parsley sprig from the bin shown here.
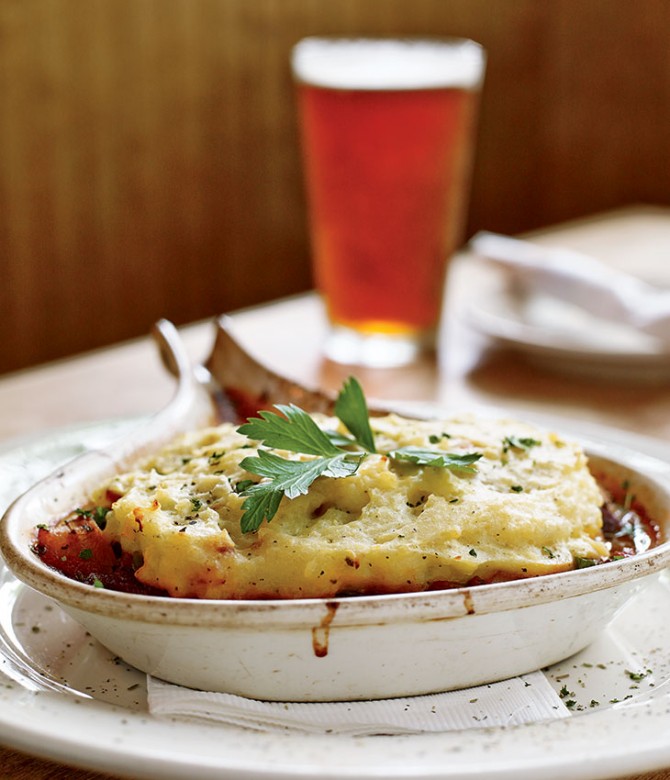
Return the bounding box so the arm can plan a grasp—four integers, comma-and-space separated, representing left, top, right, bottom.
236, 378, 482, 533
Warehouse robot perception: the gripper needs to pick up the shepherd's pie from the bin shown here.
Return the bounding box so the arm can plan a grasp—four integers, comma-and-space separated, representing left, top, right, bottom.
88, 413, 607, 599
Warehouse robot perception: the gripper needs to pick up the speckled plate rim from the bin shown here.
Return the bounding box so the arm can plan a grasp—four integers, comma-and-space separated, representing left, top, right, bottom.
1, 417, 670, 780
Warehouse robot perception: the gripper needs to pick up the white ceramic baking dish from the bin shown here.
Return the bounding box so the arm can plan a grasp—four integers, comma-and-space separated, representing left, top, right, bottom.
1, 318, 669, 702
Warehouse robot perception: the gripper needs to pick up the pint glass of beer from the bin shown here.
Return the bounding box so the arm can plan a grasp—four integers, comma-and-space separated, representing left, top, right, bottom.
292, 37, 485, 367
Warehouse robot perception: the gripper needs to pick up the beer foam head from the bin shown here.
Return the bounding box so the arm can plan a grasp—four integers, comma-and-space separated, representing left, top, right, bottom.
292, 37, 485, 91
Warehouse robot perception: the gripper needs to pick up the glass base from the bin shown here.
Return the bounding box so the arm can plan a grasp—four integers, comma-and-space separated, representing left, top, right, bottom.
323, 325, 435, 368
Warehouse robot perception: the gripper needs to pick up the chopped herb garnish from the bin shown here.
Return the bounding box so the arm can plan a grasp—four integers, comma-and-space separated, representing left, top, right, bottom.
468, 548, 477, 557
510, 485, 524, 493
406, 495, 427, 508
79, 549, 93, 560
574, 556, 598, 569
429, 432, 452, 444
503, 436, 542, 454
542, 546, 556, 559
76, 506, 110, 529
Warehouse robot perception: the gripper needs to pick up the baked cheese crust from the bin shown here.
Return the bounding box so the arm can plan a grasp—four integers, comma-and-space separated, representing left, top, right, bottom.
94, 413, 607, 599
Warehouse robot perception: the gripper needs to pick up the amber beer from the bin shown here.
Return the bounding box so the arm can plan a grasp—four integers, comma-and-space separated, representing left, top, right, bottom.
293, 38, 485, 366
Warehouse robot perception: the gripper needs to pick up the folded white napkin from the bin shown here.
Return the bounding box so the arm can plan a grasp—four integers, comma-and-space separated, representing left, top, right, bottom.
470, 231, 670, 341
147, 671, 569, 736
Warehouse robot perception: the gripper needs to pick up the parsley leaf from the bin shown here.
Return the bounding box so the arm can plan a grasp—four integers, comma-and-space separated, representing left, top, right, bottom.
239, 450, 362, 501
388, 447, 482, 471
238, 451, 363, 533
334, 377, 377, 452
323, 429, 358, 447
238, 485, 284, 535
237, 404, 342, 456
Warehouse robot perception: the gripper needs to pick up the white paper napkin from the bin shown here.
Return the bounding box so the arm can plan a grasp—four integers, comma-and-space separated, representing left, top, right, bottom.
147, 671, 570, 735
470, 231, 670, 340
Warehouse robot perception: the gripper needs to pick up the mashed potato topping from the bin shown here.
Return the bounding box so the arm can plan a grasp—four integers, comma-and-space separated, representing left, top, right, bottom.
92, 412, 608, 599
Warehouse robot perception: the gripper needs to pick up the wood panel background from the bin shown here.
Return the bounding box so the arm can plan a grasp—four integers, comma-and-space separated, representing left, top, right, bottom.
1, 0, 669, 374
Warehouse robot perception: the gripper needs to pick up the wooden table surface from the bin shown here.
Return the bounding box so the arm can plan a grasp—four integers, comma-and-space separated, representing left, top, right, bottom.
1, 205, 670, 779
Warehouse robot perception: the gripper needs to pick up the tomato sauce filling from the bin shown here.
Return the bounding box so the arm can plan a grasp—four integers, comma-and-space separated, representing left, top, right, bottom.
32, 489, 168, 597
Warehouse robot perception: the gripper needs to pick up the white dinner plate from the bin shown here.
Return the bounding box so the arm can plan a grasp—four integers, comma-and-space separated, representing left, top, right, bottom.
1, 418, 670, 780
465, 270, 670, 381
